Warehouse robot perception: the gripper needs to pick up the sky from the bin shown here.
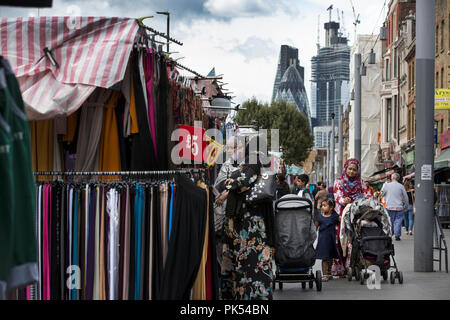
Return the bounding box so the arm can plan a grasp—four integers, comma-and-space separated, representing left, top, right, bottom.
0, 0, 389, 110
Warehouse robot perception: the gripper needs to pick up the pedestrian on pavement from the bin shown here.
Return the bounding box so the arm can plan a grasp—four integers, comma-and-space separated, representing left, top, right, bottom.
365, 181, 375, 196
326, 186, 334, 199
213, 136, 243, 280
332, 158, 372, 277
294, 174, 313, 203
315, 181, 328, 210
275, 173, 290, 200
403, 180, 415, 235
221, 136, 275, 300
381, 173, 409, 241
314, 198, 341, 282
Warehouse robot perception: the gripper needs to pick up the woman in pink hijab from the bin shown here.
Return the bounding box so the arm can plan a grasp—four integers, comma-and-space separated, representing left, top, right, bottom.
331, 158, 371, 277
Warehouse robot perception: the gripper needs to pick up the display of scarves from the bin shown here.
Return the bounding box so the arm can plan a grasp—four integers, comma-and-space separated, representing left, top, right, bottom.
32, 178, 216, 300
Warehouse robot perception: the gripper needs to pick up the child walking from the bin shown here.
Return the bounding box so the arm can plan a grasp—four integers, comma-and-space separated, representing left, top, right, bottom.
314, 198, 340, 282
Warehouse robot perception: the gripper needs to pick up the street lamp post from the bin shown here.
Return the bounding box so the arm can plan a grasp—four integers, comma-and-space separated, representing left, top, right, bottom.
414, 0, 435, 272
156, 11, 170, 53
354, 53, 362, 162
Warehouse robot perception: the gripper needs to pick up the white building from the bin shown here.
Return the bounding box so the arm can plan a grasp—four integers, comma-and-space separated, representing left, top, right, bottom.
348, 34, 383, 181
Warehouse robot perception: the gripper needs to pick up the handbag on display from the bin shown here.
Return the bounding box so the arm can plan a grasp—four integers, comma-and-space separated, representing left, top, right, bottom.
244, 170, 277, 204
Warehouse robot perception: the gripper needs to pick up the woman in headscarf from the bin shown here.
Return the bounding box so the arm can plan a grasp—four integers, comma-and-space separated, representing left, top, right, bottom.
220, 136, 275, 300
331, 158, 371, 277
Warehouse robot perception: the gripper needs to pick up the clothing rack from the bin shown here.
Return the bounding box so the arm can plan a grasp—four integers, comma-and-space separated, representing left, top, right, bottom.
33, 169, 206, 176
171, 61, 205, 79
141, 25, 183, 46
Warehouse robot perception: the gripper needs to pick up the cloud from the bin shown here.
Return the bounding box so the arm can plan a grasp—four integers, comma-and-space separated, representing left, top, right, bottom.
229, 36, 277, 63
0, 0, 389, 108
204, 0, 272, 18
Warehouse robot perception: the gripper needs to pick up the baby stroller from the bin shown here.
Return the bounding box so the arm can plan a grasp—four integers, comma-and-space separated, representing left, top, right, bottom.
344, 198, 404, 285
273, 195, 322, 291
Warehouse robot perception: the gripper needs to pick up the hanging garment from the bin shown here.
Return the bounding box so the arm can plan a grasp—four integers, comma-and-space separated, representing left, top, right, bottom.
98, 91, 122, 181
152, 185, 163, 299
99, 186, 106, 300
29, 119, 54, 181
160, 183, 169, 269
156, 57, 169, 169
147, 187, 154, 300
107, 188, 120, 300
114, 95, 130, 171
143, 49, 157, 157
192, 182, 210, 300
50, 183, 62, 300
74, 88, 111, 173
2, 61, 40, 292
159, 175, 207, 300
0, 77, 14, 300
61, 110, 80, 143
134, 184, 144, 300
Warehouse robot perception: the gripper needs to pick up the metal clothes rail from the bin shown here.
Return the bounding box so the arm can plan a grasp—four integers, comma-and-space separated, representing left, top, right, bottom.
141, 25, 183, 46
33, 169, 205, 176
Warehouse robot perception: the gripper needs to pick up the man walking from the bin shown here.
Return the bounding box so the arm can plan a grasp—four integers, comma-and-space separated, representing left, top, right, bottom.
381, 173, 408, 241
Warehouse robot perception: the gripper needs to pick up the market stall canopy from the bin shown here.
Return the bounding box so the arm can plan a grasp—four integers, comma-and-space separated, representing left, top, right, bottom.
435, 148, 450, 170
0, 17, 139, 119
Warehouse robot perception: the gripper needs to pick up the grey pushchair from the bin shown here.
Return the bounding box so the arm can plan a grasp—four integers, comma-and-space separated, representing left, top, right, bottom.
273, 195, 322, 291
344, 198, 404, 285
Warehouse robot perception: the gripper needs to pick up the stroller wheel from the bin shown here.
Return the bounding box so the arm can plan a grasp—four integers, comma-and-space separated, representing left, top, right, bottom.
279, 281, 283, 290
390, 271, 396, 284
315, 271, 322, 292
309, 281, 314, 289
301, 282, 306, 289
397, 271, 404, 284
354, 266, 361, 281
382, 270, 388, 281
347, 267, 352, 281
360, 271, 365, 285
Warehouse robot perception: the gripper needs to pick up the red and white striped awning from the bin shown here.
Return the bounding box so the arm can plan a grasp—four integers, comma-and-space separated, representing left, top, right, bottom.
0, 17, 139, 119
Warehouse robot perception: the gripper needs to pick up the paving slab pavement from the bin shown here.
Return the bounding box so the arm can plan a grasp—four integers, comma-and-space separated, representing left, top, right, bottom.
273, 227, 450, 300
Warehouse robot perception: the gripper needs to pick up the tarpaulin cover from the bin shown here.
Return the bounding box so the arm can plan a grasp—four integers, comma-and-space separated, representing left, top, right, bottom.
0, 17, 139, 119
274, 195, 317, 268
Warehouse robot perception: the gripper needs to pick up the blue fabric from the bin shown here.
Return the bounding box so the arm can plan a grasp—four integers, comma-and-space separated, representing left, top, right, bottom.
387, 209, 404, 238
168, 184, 174, 241
134, 185, 143, 300
72, 191, 78, 301
404, 204, 414, 232
315, 212, 340, 260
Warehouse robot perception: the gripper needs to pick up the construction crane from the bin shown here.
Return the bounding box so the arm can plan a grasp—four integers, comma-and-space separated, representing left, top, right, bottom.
349, 0, 360, 42
327, 4, 333, 22
317, 14, 321, 52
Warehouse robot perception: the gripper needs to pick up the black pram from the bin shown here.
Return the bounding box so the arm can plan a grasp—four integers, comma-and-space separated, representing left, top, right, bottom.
344, 198, 404, 284
273, 195, 322, 291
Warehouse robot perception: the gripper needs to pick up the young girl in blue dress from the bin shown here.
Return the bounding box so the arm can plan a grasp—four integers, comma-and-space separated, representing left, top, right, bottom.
315, 198, 341, 281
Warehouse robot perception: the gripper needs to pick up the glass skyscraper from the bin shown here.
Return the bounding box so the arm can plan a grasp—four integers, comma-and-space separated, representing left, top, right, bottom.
272, 45, 310, 124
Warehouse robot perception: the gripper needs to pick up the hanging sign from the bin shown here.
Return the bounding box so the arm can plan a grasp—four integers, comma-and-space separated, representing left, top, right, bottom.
421, 164, 432, 181
178, 125, 207, 162
435, 89, 450, 109
204, 134, 223, 167
178, 125, 223, 165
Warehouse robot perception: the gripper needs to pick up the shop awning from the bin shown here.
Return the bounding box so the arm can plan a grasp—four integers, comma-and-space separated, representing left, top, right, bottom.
0, 17, 139, 120
370, 164, 399, 177
435, 148, 450, 169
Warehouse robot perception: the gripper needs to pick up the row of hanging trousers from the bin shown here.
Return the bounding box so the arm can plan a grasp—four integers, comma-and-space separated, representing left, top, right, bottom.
34, 174, 219, 300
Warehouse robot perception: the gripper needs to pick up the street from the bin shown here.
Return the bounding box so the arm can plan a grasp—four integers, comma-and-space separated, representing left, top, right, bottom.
274, 228, 450, 300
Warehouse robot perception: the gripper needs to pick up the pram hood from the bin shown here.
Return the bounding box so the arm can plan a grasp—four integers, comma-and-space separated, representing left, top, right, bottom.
343, 198, 392, 239
274, 195, 317, 268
